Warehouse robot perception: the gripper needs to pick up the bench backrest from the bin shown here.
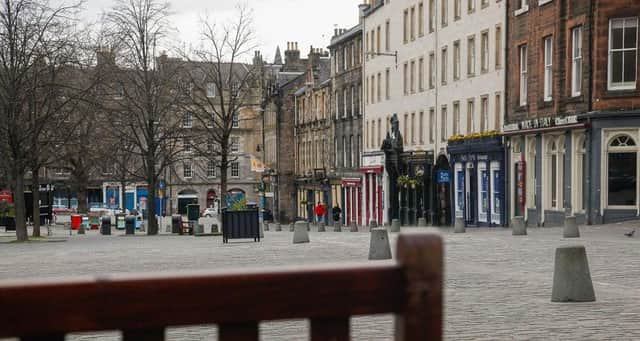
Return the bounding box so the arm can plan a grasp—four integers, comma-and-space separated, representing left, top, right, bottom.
0, 232, 442, 340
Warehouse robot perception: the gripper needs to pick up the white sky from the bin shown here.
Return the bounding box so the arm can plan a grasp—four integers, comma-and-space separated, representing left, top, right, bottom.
82, 0, 362, 62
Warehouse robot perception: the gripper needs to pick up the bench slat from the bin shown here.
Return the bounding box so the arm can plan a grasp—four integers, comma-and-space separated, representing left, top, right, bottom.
21, 334, 65, 341
219, 322, 259, 341
310, 316, 350, 341
122, 328, 164, 341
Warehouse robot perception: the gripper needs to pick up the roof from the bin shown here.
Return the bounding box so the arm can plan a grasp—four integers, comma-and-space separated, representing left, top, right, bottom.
328, 24, 363, 49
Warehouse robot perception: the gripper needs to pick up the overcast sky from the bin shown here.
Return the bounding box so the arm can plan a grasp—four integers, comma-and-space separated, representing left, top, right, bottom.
83, 0, 362, 62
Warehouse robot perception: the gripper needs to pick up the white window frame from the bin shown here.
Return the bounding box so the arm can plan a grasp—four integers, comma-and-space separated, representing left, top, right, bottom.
206, 83, 216, 98
183, 162, 193, 179
231, 161, 240, 178
515, 0, 529, 16
608, 18, 638, 91
232, 111, 239, 128
230, 136, 240, 153
519, 45, 528, 106
207, 160, 216, 178
543, 36, 553, 102
183, 112, 193, 128
571, 26, 583, 97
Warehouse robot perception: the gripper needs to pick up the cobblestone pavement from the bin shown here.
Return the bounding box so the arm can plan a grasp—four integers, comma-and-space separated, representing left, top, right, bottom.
2, 221, 640, 340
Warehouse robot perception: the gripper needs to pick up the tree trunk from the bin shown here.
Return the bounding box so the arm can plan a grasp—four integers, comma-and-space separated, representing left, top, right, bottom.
120, 180, 127, 214
14, 173, 28, 242
76, 178, 88, 214
220, 154, 228, 210
147, 177, 158, 235
31, 168, 40, 237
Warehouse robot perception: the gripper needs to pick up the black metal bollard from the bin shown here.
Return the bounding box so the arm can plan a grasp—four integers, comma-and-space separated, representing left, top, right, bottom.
125, 216, 136, 235
101, 216, 112, 235
171, 215, 182, 234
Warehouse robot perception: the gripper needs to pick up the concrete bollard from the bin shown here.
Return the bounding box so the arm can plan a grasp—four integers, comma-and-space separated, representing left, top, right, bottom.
563, 216, 580, 238
293, 221, 310, 244
275, 223, 282, 231
289, 223, 295, 232
511, 216, 526, 236
260, 223, 264, 238
350, 222, 358, 232
194, 224, 204, 235
454, 217, 466, 233
306, 221, 311, 231
77, 224, 86, 235
333, 222, 342, 232
263, 222, 270, 231
211, 224, 219, 234
418, 217, 427, 227
368, 228, 392, 260
390, 219, 401, 232
317, 223, 326, 232
551, 245, 596, 302
370, 221, 378, 228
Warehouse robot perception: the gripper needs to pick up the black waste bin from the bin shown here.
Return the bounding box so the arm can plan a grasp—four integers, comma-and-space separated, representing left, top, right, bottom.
171, 215, 182, 234
125, 215, 136, 235
101, 216, 111, 235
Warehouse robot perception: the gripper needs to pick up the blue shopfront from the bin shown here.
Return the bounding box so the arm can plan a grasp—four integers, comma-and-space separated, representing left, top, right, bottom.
448, 136, 506, 227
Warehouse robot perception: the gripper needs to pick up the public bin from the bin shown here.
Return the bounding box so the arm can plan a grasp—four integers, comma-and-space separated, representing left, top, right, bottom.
116, 214, 126, 229
125, 216, 136, 235
171, 215, 182, 234
89, 214, 100, 230
101, 216, 111, 235
71, 215, 82, 230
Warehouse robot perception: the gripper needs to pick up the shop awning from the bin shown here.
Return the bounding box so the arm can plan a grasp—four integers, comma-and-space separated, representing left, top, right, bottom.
342, 178, 362, 187
360, 166, 384, 174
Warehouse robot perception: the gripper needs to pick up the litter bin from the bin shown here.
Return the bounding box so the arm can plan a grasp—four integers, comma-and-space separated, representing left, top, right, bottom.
101, 216, 111, 235
171, 215, 182, 234
116, 214, 126, 230
89, 214, 100, 230
125, 216, 136, 235
71, 214, 82, 230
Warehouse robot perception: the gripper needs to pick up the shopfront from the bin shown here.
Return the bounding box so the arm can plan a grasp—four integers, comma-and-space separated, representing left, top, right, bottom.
448, 135, 505, 227
361, 152, 386, 226
342, 178, 362, 226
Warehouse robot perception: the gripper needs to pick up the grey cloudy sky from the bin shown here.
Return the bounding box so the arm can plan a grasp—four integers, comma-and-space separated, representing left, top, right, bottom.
83, 0, 362, 62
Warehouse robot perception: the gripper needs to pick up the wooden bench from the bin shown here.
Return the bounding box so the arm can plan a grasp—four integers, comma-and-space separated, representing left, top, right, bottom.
0, 232, 443, 340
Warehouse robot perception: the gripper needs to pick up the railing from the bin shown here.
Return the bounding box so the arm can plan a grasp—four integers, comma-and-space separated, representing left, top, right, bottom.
0, 232, 443, 341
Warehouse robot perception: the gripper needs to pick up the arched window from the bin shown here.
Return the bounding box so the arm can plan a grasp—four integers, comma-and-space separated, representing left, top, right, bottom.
608, 134, 638, 206
574, 134, 587, 213
545, 136, 565, 210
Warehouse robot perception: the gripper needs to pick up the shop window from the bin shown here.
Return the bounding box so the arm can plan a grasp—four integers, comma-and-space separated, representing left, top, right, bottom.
546, 136, 565, 210
491, 166, 501, 224
478, 163, 489, 222
455, 164, 465, 217
608, 134, 637, 206
526, 137, 536, 209
573, 134, 586, 212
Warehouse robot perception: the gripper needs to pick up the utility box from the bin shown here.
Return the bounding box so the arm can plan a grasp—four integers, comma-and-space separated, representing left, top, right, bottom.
187, 204, 200, 222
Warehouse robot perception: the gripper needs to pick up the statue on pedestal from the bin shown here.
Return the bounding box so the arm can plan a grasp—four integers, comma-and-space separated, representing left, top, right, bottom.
381, 114, 404, 221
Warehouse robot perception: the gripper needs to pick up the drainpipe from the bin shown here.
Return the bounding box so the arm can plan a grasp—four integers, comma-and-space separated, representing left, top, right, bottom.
586, 0, 594, 225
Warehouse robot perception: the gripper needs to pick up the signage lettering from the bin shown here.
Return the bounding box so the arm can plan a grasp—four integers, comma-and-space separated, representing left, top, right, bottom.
504, 115, 578, 132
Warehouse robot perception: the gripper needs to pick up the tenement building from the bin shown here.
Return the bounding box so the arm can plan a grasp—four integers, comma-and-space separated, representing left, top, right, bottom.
505, 0, 640, 226
362, 0, 506, 227
328, 24, 364, 227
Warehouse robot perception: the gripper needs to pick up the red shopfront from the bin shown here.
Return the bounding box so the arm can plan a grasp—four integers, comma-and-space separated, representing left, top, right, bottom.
361, 166, 384, 226
342, 178, 362, 226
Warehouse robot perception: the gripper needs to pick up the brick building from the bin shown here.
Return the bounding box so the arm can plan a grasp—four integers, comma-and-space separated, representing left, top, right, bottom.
505, 0, 640, 226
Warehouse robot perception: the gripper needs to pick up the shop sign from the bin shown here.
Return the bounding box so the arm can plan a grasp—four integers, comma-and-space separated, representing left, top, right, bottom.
437, 170, 451, 184
362, 153, 385, 167
504, 115, 578, 132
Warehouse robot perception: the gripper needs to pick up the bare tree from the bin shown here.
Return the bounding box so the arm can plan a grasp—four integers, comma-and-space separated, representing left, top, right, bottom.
104, 0, 185, 234
0, 0, 87, 241
182, 5, 259, 208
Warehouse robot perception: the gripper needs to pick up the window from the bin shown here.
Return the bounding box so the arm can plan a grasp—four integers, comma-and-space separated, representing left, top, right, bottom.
418, 2, 424, 36
571, 26, 583, 97
343, 46, 348, 70
441, 106, 447, 142
517, 0, 529, 12
403, 9, 409, 43
429, 108, 435, 143
481, 31, 489, 73
607, 135, 638, 206
419, 111, 424, 143
519, 45, 528, 106
366, 121, 370, 149
410, 60, 416, 93
441, 0, 448, 27
526, 137, 536, 209
411, 113, 416, 144
232, 111, 239, 128
478, 163, 488, 221
481, 0, 488, 8
494, 92, 501, 131
467, 98, 475, 133
376, 74, 381, 102
410, 6, 416, 41
495, 25, 502, 69
365, 32, 370, 60
377, 119, 382, 146
429, 52, 436, 89
231, 162, 239, 178
429, 0, 435, 33
183, 162, 192, 178
454, 0, 461, 20
183, 137, 192, 153
206, 83, 216, 98
441, 47, 448, 85
574, 134, 586, 213
403, 62, 409, 94
608, 18, 638, 90
453, 40, 461, 80
231, 136, 240, 153
207, 160, 216, 178
376, 26, 381, 53
343, 88, 348, 116
371, 121, 375, 148
350, 136, 355, 168
453, 101, 460, 135
467, 36, 476, 76
385, 20, 391, 51
385, 68, 391, 99
336, 90, 340, 117
403, 113, 408, 143
358, 84, 362, 114
183, 112, 193, 128
418, 57, 425, 91
468, 0, 475, 13
543, 36, 553, 101
546, 136, 565, 210
480, 95, 488, 132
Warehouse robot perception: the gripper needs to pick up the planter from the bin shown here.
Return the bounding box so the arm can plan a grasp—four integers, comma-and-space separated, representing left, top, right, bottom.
222, 208, 260, 243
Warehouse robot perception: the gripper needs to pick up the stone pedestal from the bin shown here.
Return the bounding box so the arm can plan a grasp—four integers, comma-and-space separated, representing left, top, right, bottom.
551, 245, 596, 302
563, 216, 580, 238
349, 222, 358, 232
275, 223, 282, 231
211, 224, 219, 234
333, 222, 342, 232
263, 222, 269, 231
289, 223, 295, 232
194, 224, 204, 235
390, 219, 401, 232
369, 221, 378, 228
293, 221, 310, 244
454, 217, 466, 233
368, 228, 392, 260
511, 216, 526, 236
317, 223, 326, 232
418, 217, 427, 227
